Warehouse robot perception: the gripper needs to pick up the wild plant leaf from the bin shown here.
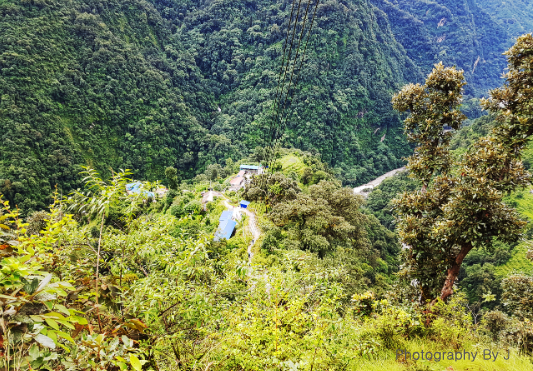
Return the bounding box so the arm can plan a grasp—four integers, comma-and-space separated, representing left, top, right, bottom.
24, 278, 39, 295
34, 334, 56, 349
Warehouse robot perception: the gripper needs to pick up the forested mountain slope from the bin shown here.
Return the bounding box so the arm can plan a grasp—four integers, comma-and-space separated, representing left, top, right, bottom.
373, 0, 510, 96
0, 0, 215, 212
475, 0, 533, 38
151, 0, 418, 185
0, 0, 518, 213
1, 0, 420, 212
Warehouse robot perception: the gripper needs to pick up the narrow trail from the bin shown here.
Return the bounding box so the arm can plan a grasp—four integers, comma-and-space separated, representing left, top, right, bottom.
205, 166, 406, 265
353, 166, 406, 197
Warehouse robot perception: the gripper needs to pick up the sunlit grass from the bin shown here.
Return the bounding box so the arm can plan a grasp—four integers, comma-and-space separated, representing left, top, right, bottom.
278, 154, 306, 175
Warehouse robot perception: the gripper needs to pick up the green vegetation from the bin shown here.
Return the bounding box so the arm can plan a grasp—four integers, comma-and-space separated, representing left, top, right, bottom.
1, 0, 523, 212
3, 161, 533, 370
374, 0, 510, 98
4, 1, 533, 369
476, 0, 533, 38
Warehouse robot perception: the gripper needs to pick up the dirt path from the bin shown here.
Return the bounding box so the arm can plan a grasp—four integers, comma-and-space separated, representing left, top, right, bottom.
353, 167, 406, 197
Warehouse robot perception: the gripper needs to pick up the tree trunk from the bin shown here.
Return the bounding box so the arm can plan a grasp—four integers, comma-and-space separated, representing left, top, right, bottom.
440, 243, 473, 302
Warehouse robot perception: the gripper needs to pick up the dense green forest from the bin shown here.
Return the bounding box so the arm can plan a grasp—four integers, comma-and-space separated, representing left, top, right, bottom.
1, 0, 522, 213
475, 0, 533, 38
374, 0, 510, 97
3, 29, 533, 369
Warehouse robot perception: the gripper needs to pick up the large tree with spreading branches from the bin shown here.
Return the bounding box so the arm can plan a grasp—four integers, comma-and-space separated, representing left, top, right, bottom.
392, 33, 533, 305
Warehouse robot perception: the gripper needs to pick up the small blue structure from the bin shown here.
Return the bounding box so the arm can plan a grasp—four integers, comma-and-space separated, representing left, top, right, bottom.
214, 209, 237, 241
240, 200, 250, 209
126, 182, 155, 198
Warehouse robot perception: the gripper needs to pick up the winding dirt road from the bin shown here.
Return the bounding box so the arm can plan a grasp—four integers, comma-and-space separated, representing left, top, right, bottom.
353, 167, 406, 197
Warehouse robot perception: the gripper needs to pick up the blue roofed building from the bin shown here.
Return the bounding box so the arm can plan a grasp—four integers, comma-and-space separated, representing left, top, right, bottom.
219, 210, 233, 223
126, 182, 155, 198
215, 209, 236, 241
214, 219, 237, 241
239, 200, 250, 209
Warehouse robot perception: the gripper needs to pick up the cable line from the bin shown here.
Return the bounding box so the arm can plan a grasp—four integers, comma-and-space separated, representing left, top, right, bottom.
268, 0, 305, 148
260, 0, 305, 191
264, 0, 300, 153
258, 0, 320, 199
266, 0, 320, 171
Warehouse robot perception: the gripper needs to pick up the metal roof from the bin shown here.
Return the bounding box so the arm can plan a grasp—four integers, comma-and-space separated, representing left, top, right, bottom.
126, 182, 155, 198
239, 200, 250, 206
214, 219, 236, 241
219, 210, 233, 222
240, 165, 262, 170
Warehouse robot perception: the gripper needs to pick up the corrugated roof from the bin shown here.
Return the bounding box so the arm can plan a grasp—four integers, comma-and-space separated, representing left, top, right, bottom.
126, 182, 155, 198
240, 200, 250, 206
240, 165, 262, 170
230, 176, 244, 186
214, 219, 236, 241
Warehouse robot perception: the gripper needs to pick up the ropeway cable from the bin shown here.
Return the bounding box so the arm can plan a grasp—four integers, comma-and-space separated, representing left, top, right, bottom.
265, 0, 320, 172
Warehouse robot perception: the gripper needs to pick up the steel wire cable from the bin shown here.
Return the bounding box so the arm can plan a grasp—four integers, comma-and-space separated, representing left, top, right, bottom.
265, 0, 300, 148
266, 0, 320, 171
259, 0, 305, 192
267, 0, 305, 150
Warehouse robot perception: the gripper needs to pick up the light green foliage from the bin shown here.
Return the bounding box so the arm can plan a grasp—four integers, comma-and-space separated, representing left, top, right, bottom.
494, 243, 533, 277
4, 165, 533, 369
0, 197, 90, 370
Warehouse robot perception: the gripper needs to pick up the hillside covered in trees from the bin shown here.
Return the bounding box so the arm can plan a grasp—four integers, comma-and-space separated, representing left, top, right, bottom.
3, 0, 533, 364
1, 0, 525, 213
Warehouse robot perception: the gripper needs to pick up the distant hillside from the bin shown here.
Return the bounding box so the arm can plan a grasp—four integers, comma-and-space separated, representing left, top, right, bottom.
476, 0, 533, 38
373, 0, 510, 97
0, 0, 519, 212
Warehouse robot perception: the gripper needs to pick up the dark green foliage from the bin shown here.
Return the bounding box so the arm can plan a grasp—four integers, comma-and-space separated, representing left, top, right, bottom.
165, 167, 180, 190
459, 262, 502, 309
366, 171, 419, 230
269, 180, 369, 257
147, 0, 416, 185
1, 0, 522, 215
0, 0, 218, 213
242, 172, 301, 208
364, 213, 401, 272
374, 0, 510, 97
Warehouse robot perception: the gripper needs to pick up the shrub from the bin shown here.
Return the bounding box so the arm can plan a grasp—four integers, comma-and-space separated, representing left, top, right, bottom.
501, 274, 533, 319
482, 310, 509, 340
